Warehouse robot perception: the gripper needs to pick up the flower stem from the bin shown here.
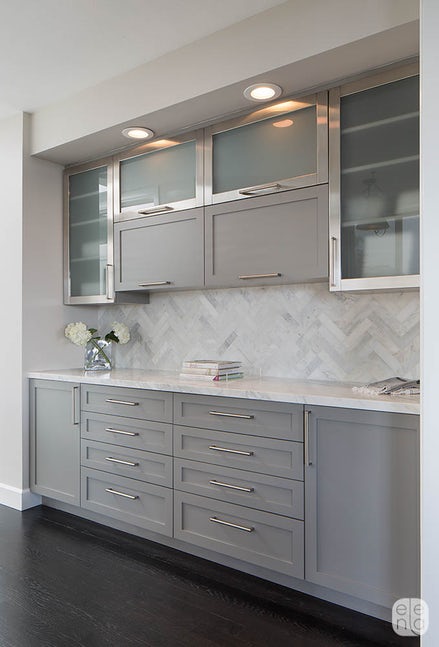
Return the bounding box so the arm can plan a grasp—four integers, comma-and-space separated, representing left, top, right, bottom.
90, 338, 111, 366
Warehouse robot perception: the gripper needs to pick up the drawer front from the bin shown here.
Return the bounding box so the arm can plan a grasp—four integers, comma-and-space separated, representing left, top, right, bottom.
174, 458, 303, 519
81, 467, 172, 536
174, 492, 304, 578
81, 440, 172, 487
81, 411, 172, 454
174, 426, 303, 481
81, 384, 172, 422
174, 393, 303, 441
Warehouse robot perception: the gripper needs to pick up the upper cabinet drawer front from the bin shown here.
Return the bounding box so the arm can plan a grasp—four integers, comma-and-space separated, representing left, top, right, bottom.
114, 130, 204, 221
174, 393, 303, 441
205, 185, 328, 288
81, 385, 172, 422
114, 208, 204, 292
81, 411, 172, 454
205, 92, 328, 205
174, 426, 304, 481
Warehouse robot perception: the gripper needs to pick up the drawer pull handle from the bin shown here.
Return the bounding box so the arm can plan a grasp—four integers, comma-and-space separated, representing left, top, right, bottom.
208, 411, 254, 420
105, 398, 139, 406
138, 281, 171, 287
105, 457, 139, 467
209, 516, 254, 533
304, 409, 312, 466
105, 488, 138, 500
209, 479, 254, 493
238, 182, 282, 196
105, 427, 139, 437
209, 445, 253, 456
238, 273, 281, 280
138, 205, 174, 215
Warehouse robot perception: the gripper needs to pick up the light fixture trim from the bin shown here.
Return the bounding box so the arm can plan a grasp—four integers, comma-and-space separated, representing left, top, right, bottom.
122, 126, 155, 140
243, 83, 282, 102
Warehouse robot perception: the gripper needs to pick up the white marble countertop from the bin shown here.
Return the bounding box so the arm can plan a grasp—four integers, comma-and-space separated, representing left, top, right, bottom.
27, 369, 420, 415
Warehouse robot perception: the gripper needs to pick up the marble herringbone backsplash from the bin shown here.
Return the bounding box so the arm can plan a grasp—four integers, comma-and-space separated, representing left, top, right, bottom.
98, 283, 419, 383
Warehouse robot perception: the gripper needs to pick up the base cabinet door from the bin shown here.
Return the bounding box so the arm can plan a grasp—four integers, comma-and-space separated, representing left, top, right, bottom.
305, 406, 419, 608
30, 379, 80, 505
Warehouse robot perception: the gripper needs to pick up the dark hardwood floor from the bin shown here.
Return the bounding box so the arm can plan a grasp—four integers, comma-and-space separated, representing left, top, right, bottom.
0, 505, 418, 647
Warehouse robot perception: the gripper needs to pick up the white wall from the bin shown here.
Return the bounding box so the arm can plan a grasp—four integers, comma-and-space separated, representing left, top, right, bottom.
421, 1, 439, 644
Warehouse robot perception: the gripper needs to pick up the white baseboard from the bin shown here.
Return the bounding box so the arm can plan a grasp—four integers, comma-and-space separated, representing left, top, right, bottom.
0, 483, 41, 510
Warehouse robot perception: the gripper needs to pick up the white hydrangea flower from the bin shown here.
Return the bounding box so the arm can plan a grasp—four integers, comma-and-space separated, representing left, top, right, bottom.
112, 321, 130, 345
65, 322, 92, 347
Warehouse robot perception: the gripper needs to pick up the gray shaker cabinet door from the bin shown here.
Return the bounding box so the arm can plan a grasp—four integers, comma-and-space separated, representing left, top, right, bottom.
305, 406, 420, 609
30, 379, 80, 505
205, 185, 328, 288
114, 207, 204, 292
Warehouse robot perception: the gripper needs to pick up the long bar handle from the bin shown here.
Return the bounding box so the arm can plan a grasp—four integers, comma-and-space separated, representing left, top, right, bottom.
138, 205, 174, 215
138, 281, 171, 287
239, 182, 282, 196
105, 457, 139, 467
209, 410, 254, 420
209, 516, 254, 533
106, 264, 114, 300
105, 427, 139, 437
209, 479, 254, 493
304, 409, 312, 466
209, 445, 254, 456
105, 487, 138, 500
105, 398, 139, 406
72, 386, 79, 425
330, 236, 338, 288
239, 273, 281, 280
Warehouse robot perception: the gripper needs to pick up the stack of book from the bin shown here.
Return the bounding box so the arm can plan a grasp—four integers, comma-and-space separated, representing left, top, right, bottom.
180, 360, 243, 381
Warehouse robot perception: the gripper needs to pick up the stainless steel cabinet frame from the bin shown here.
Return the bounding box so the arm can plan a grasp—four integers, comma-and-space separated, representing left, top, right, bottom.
329, 62, 419, 291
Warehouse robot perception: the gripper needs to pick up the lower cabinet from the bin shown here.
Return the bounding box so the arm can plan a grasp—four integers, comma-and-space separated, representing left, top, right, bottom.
30, 379, 80, 506
304, 406, 420, 608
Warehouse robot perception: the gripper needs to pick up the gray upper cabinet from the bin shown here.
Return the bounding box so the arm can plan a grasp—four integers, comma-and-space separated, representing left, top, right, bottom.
114, 207, 204, 292
205, 185, 328, 288
30, 379, 80, 506
114, 130, 204, 222
205, 92, 328, 205
305, 406, 419, 609
329, 62, 419, 291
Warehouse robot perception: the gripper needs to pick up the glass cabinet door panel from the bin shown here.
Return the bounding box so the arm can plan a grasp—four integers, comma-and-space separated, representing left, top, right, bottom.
69, 166, 108, 297
120, 140, 196, 209
212, 107, 317, 194
340, 75, 419, 280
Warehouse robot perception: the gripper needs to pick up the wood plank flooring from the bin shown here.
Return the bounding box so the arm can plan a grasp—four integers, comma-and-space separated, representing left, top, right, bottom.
0, 505, 419, 647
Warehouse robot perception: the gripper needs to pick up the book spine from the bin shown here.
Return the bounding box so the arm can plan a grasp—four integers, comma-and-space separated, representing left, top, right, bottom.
213, 373, 244, 381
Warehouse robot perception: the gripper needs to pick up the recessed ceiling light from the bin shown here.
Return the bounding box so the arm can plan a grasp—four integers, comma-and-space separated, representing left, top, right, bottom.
243, 83, 282, 102
122, 127, 155, 140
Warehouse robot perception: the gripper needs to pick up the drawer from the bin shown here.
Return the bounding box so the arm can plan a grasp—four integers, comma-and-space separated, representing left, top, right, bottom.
174, 491, 304, 579
174, 458, 303, 519
81, 411, 172, 455
174, 393, 303, 440
81, 440, 173, 488
81, 384, 172, 422
174, 426, 303, 481
81, 467, 172, 536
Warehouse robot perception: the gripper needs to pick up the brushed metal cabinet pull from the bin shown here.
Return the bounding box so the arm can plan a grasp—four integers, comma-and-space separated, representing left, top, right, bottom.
239, 182, 282, 196
105, 427, 139, 437
106, 264, 114, 300
208, 411, 254, 420
105, 398, 139, 406
138, 205, 174, 215
209, 479, 254, 493
138, 281, 171, 287
330, 236, 338, 288
209, 516, 254, 532
105, 487, 138, 500
239, 273, 281, 280
209, 445, 254, 456
72, 386, 79, 425
105, 457, 139, 467
304, 409, 312, 466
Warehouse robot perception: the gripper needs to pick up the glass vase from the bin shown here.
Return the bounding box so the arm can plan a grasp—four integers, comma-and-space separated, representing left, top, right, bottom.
84, 339, 112, 371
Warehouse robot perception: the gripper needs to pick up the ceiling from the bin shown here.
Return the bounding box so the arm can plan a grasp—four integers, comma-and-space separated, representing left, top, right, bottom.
0, 0, 285, 119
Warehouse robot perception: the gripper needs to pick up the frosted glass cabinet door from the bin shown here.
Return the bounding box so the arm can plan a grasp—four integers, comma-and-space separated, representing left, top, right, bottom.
205, 92, 327, 204
114, 130, 203, 221
64, 159, 113, 304
329, 63, 419, 291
